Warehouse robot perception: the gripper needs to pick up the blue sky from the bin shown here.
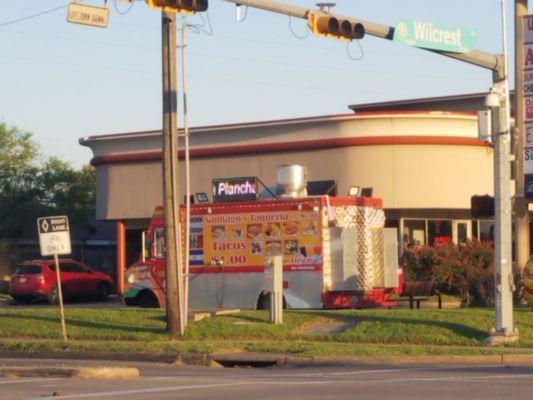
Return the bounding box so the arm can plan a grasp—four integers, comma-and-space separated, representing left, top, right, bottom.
0, 0, 523, 167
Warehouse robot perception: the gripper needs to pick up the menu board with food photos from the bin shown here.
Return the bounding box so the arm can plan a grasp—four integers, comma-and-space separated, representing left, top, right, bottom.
202, 210, 323, 269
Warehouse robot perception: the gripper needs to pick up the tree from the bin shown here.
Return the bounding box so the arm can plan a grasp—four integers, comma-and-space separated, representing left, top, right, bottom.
0, 123, 42, 240
0, 123, 96, 242
39, 157, 96, 232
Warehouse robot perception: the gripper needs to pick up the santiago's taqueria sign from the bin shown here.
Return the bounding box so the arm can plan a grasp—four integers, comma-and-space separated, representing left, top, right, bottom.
212, 177, 259, 202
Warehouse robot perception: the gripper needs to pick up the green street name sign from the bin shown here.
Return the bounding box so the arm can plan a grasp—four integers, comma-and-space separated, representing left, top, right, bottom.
393, 20, 477, 53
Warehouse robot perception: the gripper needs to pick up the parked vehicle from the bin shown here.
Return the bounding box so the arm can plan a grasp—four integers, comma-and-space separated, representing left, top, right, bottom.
9, 259, 113, 304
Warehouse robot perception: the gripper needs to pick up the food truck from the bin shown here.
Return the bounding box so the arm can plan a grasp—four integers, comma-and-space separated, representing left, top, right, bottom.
124, 169, 400, 309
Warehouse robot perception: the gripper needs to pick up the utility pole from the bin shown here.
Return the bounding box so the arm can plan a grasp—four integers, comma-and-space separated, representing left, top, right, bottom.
223, 0, 518, 342
179, 22, 192, 328
515, 0, 530, 277
162, 10, 183, 338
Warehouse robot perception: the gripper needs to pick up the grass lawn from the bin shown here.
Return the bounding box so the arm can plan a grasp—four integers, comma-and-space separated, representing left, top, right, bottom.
0, 307, 532, 357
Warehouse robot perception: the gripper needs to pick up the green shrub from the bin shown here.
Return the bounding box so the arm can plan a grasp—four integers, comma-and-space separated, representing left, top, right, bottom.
400, 240, 494, 306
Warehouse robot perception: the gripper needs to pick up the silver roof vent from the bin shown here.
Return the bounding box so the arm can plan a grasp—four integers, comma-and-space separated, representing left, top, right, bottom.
276, 164, 308, 198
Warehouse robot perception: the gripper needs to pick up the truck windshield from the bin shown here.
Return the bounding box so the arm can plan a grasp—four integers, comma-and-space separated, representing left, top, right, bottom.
154, 228, 165, 258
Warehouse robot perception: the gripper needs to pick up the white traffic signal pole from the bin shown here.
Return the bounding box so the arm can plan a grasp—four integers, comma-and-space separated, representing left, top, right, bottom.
486, 78, 518, 342
487, 0, 518, 342
225, 0, 518, 342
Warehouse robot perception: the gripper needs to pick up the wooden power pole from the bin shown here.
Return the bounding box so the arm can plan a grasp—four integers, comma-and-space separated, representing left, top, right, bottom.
161, 10, 183, 339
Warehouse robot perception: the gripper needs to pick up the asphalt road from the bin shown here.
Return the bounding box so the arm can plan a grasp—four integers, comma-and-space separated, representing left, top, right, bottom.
1, 358, 533, 400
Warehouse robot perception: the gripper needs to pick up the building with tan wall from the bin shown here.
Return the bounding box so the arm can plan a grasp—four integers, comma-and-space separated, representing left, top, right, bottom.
81, 93, 501, 255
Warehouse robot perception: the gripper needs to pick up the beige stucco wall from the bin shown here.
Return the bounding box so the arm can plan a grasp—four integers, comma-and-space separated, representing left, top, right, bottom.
96, 144, 493, 221
85, 112, 493, 221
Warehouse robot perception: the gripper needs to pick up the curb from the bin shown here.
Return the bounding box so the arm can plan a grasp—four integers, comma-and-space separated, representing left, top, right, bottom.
0, 366, 139, 379
0, 350, 177, 364
208, 353, 533, 367
2, 350, 533, 368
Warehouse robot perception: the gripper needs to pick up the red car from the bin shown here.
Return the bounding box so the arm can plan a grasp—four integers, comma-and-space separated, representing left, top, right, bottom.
9, 259, 114, 304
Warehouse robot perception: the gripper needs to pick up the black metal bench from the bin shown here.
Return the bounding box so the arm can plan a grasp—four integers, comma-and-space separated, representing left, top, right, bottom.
396, 280, 442, 309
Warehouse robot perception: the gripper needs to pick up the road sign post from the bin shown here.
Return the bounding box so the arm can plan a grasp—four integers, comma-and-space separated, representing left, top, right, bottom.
37, 216, 72, 342
264, 255, 283, 324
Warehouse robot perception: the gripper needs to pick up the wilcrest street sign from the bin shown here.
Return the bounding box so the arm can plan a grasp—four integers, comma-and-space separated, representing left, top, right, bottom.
393, 19, 477, 54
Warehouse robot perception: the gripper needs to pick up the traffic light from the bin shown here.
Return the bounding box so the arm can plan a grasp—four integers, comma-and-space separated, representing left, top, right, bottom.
307, 12, 365, 41
471, 195, 495, 218
145, 0, 208, 14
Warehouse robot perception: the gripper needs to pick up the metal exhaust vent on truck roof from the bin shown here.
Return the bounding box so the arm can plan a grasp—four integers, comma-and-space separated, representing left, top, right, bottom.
276, 164, 308, 198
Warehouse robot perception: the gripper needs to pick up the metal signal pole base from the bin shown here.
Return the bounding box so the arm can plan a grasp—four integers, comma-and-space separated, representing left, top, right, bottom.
488, 327, 520, 345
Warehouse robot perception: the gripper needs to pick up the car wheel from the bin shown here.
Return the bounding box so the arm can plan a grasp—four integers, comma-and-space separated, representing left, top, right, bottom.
47, 284, 59, 305
256, 292, 270, 310
256, 292, 287, 310
137, 291, 159, 308
11, 296, 27, 305
96, 282, 111, 302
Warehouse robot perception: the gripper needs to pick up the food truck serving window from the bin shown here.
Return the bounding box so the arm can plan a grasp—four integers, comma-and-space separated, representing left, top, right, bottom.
212, 177, 258, 202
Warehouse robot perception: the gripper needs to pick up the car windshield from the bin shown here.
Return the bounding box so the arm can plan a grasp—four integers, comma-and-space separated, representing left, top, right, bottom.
15, 265, 41, 275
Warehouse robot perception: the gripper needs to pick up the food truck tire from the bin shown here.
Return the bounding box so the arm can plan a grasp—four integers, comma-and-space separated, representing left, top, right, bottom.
137, 290, 160, 308
256, 291, 287, 310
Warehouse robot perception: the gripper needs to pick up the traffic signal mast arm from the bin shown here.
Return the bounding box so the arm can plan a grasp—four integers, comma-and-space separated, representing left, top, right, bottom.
224, 0, 503, 77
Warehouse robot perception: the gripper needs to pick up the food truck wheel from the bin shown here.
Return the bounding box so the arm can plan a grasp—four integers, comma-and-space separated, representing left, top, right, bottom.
137, 290, 160, 308
256, 292, 287, 310
96, 282, 111, 301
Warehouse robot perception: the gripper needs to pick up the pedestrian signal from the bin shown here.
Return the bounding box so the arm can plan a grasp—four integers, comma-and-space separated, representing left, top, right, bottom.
471, 195, 495, 218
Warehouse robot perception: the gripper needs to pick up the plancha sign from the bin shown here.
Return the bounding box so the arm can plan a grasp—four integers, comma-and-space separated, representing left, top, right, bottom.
67, 2, 109, 28
212, 177, 258, 202
37, 216, 72, 257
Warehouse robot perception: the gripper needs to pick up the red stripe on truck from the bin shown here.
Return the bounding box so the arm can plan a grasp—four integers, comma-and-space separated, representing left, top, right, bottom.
189, 265, 323, 274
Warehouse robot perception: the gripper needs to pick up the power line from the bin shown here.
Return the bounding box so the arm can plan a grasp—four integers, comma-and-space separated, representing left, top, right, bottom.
0, 2, 69, 28
0, 53, 419, 97
113, 0, 136, 15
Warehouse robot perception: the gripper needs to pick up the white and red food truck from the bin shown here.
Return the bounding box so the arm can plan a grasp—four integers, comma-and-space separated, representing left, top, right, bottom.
124, 193, 400, 309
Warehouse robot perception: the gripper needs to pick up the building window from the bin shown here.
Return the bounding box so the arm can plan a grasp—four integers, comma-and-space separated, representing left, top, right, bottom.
402, 219, 426, 248
474, 220, 494, 242
428, 220, 452, 245
401, 218, 473, 251
456, 222, 468, 244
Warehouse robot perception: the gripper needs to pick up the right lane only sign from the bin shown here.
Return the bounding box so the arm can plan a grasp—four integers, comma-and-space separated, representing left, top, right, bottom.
37, 216, 72, 256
